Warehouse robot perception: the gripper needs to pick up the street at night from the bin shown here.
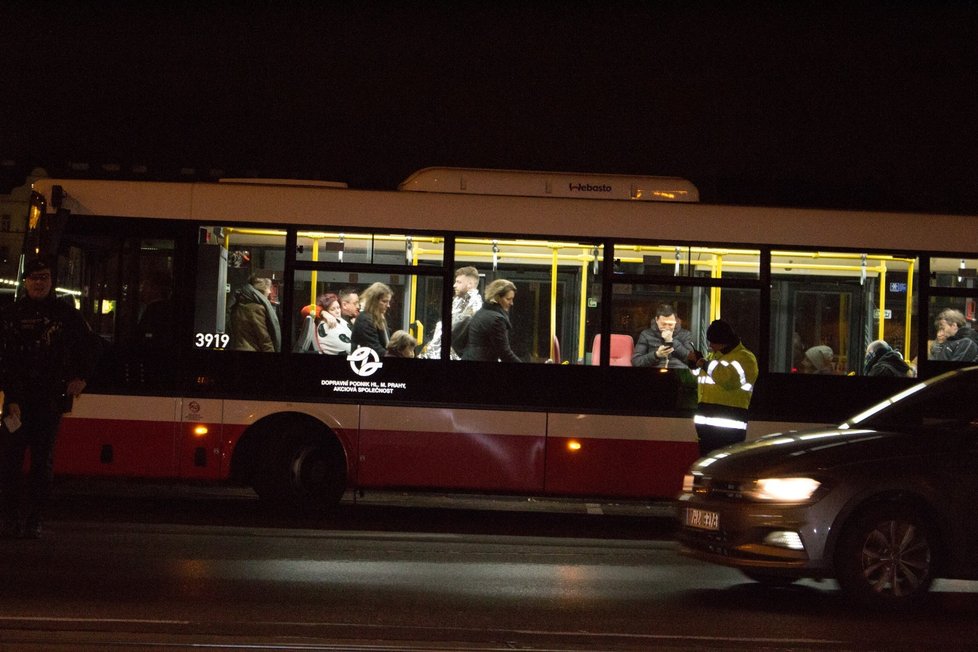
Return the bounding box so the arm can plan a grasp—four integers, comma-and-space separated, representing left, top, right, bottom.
0, 482, 975, 651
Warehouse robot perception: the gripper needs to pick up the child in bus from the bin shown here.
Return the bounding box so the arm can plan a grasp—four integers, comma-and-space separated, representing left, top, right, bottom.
385, 330, 418, 358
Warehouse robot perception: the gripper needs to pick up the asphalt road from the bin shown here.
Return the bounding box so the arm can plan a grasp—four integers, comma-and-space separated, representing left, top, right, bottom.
0, 480, 973, 651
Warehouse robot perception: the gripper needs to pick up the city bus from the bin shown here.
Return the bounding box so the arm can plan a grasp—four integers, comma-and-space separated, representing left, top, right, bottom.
16, 167, 978, 513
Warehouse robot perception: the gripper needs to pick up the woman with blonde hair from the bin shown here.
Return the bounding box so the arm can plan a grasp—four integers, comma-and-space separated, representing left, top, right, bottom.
351, 282, 393, 356
460, 279, 520, 362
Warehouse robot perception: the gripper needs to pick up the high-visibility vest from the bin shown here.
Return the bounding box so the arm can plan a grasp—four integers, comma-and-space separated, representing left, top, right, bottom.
693, 342, 758, 410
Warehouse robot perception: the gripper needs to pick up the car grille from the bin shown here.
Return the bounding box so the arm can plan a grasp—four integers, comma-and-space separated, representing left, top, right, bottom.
691, 477, 744, 500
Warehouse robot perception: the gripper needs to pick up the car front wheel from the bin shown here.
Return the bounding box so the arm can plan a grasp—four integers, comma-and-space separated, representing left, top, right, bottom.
835, 505, 937, 610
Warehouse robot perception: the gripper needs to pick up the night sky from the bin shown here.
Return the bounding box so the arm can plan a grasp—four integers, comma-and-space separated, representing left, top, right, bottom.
3, 1, 978, 213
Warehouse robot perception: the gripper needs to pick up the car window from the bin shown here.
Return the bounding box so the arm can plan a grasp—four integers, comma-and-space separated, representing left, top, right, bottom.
858, 375, 978, 432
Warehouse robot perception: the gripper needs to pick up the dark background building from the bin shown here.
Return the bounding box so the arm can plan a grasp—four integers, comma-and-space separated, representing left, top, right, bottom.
2, 1, 978, 213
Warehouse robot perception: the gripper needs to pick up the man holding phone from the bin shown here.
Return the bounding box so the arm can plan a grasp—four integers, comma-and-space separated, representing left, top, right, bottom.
631, 303, 695, 369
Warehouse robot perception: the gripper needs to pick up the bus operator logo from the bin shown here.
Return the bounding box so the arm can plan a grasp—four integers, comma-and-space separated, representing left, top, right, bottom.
348, 347, 384, 377
569, 182, 612, 193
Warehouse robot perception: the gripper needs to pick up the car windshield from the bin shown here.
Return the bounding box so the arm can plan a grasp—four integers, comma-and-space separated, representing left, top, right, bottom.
844, 369, 978, 432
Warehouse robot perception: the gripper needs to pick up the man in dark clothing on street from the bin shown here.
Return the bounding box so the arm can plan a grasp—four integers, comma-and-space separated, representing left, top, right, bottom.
0, 256, 98, 539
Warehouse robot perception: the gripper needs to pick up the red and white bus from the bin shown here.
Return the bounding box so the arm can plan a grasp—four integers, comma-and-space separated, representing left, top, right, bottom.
17, 167, 978, 512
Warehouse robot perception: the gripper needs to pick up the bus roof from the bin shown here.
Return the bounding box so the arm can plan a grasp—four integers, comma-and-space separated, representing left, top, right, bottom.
398, 167, 699, 202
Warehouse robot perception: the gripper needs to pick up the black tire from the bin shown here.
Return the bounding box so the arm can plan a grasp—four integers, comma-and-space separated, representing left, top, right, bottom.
741, 570, 798, 587
834, 504, 937, 610
253, 422, 347, 515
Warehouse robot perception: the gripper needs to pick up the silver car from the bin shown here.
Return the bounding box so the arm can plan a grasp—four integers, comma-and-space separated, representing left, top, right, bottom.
677, 366, 978, 610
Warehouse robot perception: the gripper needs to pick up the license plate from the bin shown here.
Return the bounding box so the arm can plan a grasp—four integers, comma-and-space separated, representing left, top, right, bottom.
684, 507, 719, 531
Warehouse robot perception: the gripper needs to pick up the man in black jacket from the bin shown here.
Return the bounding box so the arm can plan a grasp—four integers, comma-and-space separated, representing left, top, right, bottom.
0, 256, 98, 539
864, 340, 913, 377
631, 304, 695, 369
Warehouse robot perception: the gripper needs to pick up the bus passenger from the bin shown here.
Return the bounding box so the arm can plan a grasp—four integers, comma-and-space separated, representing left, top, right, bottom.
419, 266, 482, 360
338, 288, 360, 328
799, 345, 837, 374
386, 330, 418, 358
460, 279, 520, 362
864, 340, 913, 377
351, 282, 392, 356
631, 304, 695, 369
930, 308, 978, 362
228, 276, 281, 352
688, 319, 758, 457
313, 292, 353, 355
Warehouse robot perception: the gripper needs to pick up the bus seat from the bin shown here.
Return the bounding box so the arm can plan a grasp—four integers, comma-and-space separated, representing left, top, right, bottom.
591, 334, 634, 366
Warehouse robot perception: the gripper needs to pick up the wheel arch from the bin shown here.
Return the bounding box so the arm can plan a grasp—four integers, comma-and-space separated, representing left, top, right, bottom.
826, 489, 949, 576
229, 410, 351, 487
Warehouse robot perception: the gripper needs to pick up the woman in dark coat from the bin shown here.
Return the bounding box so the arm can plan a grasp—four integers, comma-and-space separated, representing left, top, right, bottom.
350, 282, 392, 356
460, 279, 521, 362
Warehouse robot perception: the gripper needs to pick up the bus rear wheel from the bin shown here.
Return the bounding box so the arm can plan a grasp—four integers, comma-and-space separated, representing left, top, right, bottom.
254, 425, 347, 515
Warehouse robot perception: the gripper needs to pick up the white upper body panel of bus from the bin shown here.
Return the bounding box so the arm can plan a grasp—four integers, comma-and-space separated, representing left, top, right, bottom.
29, 173, 977, 253
398, 166, 699, 202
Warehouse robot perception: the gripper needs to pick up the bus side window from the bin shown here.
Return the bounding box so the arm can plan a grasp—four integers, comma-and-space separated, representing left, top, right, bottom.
194, 226, 286, 353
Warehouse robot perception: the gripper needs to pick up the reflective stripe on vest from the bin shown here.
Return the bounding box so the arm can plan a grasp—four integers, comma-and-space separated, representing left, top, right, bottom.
695, 359, 753, 392
694, 414, 748, 431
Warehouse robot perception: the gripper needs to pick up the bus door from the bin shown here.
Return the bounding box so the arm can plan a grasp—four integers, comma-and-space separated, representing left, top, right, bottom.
50, 219, 185, 477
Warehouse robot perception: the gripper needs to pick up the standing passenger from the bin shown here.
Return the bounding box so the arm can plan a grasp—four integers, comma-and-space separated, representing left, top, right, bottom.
461, 279, 520, 362
0, 256, 99, 539
420, 266, 483, 360
228, 276, 281, 352
351, 282, 392, 356
338, 288, 360, 328
688, 319, 758, 457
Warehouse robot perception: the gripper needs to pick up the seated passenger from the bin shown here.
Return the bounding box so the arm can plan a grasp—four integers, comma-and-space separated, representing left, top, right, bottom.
385, 330, 418, 358
800, 345, 837, 374
930, 308, 978, 362
313, 292, 353, 355
632, 304, 695, 369
864, 340, 913, 377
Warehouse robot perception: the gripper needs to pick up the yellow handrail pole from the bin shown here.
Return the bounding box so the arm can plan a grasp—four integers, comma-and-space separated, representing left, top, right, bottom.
408, 241, 419, 334
877, 261, 887, 342
904, 260, 915, 361
550, 248, 558, 361
711, 254, 723, 322
578, 247, 591, 363
310, 237, 319, 308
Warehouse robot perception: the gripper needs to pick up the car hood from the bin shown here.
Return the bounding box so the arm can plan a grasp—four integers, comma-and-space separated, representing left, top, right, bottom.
689, 426, 942, 478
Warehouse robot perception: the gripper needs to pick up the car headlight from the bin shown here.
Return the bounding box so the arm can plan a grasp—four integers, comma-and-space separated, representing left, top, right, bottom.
742, 477, 821, 502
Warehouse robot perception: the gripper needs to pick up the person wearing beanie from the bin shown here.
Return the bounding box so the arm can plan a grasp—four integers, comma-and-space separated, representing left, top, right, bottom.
0, 256, 99, 539
687, 319, 758, 457
801, 345, 837, 374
